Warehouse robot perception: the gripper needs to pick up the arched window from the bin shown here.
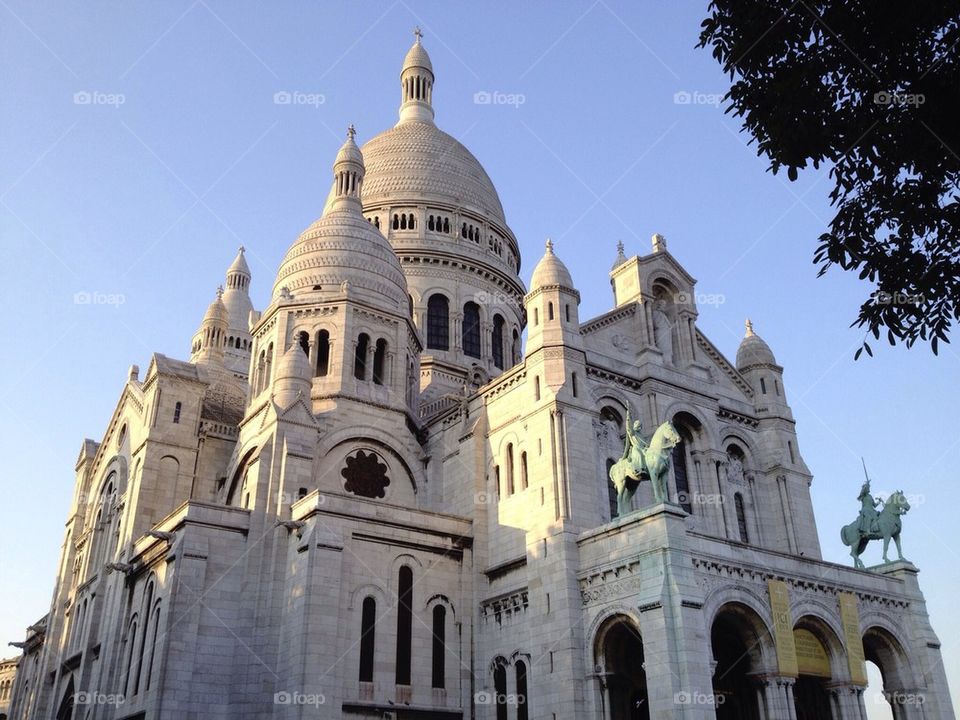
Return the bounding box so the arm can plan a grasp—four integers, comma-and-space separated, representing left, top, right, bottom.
492, 314, 505, 369
124, 616, 139, 696
431, 605, 446, 688
298, 331, 309, 356
354, 334, 369, 380
173, 401, 181, 424
359, 596, 376, 682
393, 214, 400, 230
533, 307, 539, 326
565, 304, 571, 322
512, 328, 521, 364
265, 342, 274, 388
506, 443, 515, 495
144, 602, 161, 691
672, 437, 692, 513
462, 302, 481, 358
373, 339, 387, 385
427, 294, 450, 351
735, 493, 749, 543
315, 330, 330, 377
516, 660, 529, 720
571, 372, 578, 397
461, 223, 467, 238
494, 465, 501, 498
428, 215, 435, 231
520, 451, 528, 490
534, 376, 541, 401
396, 566, 413, 685
548, 302, 554, 321
443, 218, 450, 233
607, 459, 618, 519
760, 377, 767, 394
408, 213, 415, 229
494, 663, 508, 720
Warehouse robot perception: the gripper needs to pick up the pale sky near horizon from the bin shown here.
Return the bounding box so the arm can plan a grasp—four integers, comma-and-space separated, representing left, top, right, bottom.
1, 3, 956, 717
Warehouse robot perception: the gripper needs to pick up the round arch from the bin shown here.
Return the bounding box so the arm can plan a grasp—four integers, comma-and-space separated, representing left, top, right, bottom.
593, 613, 649, 720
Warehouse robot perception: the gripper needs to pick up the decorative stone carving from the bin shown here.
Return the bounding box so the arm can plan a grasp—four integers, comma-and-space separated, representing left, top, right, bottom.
341, 450, 390, 499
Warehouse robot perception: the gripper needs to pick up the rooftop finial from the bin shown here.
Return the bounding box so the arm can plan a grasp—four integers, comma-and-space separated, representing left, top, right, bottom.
413, 26, 423, 43
545, 238, 554, 254
347, 124, 356, 141
745, 318, 755, 337
238, 245, 245, 254
216, 285, 224, 299
652, 233, 667, 253
616, 240, 625, 255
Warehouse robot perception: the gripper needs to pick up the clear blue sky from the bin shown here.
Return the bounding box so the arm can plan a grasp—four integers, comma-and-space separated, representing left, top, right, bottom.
1, 2, 956, 716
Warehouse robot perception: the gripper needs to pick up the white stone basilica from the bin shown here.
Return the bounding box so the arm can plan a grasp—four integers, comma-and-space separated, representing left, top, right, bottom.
7, 32, 954, 720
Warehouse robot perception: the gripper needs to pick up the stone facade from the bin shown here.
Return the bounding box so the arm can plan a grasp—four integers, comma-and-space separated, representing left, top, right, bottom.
8, 33, 954, 720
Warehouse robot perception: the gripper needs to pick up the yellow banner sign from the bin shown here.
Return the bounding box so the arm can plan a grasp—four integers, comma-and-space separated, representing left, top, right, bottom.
839, 592, 868, 685
794, 628, 831, 677
768, 580, 798, 677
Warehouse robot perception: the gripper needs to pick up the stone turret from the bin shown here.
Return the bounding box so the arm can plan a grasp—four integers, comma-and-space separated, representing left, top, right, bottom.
190, 287, 228, 366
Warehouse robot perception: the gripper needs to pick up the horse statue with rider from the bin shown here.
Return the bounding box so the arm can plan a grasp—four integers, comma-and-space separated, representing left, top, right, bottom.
608, 409, 681, 516
840, 461, 911, 569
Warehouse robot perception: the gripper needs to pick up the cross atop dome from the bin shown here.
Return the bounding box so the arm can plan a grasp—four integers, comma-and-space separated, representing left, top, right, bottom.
745, 318, 755, 337
347, 124, 356, 141
413, 26, 423, 42
545, 238, 554, 254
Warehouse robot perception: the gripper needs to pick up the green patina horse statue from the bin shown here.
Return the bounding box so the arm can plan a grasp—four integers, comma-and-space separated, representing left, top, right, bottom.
608, 420, 681, 515
840, 489, 911, 569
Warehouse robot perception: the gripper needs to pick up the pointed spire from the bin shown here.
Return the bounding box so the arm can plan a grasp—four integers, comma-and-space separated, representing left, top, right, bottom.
745, 318, 755, 337
612, 240, 627, 270
399, 29, 435, 124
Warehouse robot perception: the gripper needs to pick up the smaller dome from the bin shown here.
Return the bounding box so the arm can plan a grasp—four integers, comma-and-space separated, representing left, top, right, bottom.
403, 30, 433, 74
203, 287, 229, 325
275, 343, 312, 383
530, 239, 574, 290
611, 240, 627, 271
335, 126, 364, 167
736, 319, 777, 368
227, 246, 250, 277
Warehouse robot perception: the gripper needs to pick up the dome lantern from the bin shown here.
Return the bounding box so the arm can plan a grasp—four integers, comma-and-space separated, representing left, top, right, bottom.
331, 125, 365, 210
399, 27, 435, 124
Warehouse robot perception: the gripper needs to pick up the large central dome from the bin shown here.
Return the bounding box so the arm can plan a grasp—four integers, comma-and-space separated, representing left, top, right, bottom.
359, 121, 507, 224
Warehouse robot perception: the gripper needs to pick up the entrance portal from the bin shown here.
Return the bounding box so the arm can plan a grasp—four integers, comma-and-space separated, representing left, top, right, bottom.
595, 615, 649, 720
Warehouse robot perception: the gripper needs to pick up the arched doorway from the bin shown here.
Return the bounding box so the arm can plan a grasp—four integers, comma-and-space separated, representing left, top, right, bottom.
55, 677, 75, 720
711, 603, 773, 720
862, 626, 914, 719
595, 615, 649, 720
792, 618, 838, 720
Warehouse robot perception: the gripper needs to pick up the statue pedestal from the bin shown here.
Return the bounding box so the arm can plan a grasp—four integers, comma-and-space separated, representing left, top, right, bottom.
868, 559, 918, 577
